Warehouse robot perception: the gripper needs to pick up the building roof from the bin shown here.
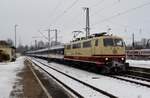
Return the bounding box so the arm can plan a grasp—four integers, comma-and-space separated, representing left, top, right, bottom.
0, 40, 9, 46
0, 40, 14, 48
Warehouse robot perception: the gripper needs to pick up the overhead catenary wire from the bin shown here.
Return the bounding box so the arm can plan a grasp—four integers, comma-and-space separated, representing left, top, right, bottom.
52, 0, 79, 24
92, 1, 150, 26
38, 30, 48, 40
92, 19, 141, 32
71, 0, 120, 33
48, 0, 63, 19
89, 0, 105, 8
91, 0, 121, 16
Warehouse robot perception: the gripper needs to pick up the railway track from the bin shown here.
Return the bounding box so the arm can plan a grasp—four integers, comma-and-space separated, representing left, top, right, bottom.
108, 66, 150, 87
27, 57, 118, 98
26, 57, 150, 98
127, 66, 150, 79
122, 74, 150, 82
109, 75, 150, 88
129, 66, 150, 72
31, 57, 150, 88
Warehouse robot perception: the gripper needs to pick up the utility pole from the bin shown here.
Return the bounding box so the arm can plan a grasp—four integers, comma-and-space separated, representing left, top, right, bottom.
44, 29, 51, 59
35, 40, 37, 49
132, 33, 135, 59
49, 29, 58, 45
45, 28, 58, 47
14, 24, 18, 48
47, 29, 50, 48
84, 7, 90, 38
132, 33, 134, 49
55, 29, 57, 45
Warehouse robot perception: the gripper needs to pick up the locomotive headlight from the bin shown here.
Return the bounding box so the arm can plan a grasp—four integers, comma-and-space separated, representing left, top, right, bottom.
105, 58, 108, 61
121, 57, 125, 60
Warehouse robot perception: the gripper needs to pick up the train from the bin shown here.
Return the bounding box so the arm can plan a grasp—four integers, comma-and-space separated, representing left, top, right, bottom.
126, 49, 150, 60
26, 32, 129, 74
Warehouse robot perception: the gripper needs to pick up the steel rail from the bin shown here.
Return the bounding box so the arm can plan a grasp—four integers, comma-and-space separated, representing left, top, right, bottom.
129, 66, 150, 73
27, 58, 84, 98
30, 58, 118, 98
29, 56, 150, 88
128, 67, 150, 79
129, 70, 150, 75
108, 75, 150, 88
122, 74, 150, 82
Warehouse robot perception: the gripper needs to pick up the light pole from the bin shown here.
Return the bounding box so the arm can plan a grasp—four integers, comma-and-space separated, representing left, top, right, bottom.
44, 29, 51, 48
132, 33, 135, 59
14, 24, 18, 48
49, 29, 58, 45
44, 29, 51, 59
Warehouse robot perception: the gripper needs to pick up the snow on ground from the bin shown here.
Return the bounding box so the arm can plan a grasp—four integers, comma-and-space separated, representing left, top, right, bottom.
32, 58, 150, 98
31, 58, 109, 98
127, 59, 150, 68
0, 56, 25, 98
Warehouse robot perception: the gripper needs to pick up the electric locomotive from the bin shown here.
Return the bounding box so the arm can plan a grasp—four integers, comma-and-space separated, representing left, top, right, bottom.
64, 32, 129, 73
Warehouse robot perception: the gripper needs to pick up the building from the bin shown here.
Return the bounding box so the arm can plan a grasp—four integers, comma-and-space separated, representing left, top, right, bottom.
0, 40, 16, 62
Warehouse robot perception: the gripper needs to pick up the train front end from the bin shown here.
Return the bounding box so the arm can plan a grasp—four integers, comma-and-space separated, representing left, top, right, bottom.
98, 36, 129, 73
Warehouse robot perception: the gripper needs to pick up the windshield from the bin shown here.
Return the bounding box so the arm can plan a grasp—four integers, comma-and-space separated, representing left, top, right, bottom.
114, 39, 124, 46
103, 38, 124, 47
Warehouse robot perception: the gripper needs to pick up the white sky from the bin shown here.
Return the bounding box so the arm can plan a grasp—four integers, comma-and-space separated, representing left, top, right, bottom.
0, 0, 150, 46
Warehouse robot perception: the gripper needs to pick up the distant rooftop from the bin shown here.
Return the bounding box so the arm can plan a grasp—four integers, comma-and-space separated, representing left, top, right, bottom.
0, 40, 8, 45
0, 40, 10, 48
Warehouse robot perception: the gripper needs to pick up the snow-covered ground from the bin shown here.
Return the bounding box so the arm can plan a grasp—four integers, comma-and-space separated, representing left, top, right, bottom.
0, 56, 25, 98
31, 58, 150, 98
127, 59, 150, 68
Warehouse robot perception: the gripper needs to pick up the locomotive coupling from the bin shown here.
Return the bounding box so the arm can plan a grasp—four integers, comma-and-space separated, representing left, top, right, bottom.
111, 61, 124, 67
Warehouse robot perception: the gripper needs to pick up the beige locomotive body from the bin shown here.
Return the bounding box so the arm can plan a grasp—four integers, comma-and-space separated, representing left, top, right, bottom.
64, 34, 128, 73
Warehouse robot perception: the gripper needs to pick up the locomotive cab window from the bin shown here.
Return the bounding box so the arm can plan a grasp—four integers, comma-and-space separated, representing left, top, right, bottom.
103, 38, 113, 46
103, 38, 124, 47
114, 39, 124, 47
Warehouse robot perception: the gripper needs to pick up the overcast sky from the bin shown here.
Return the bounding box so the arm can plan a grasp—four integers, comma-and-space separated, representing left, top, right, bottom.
0, 0, 150, 46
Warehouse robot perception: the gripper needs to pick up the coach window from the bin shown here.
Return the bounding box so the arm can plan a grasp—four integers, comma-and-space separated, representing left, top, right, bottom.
95, 39, 98, 46
83, 41, 91, 48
